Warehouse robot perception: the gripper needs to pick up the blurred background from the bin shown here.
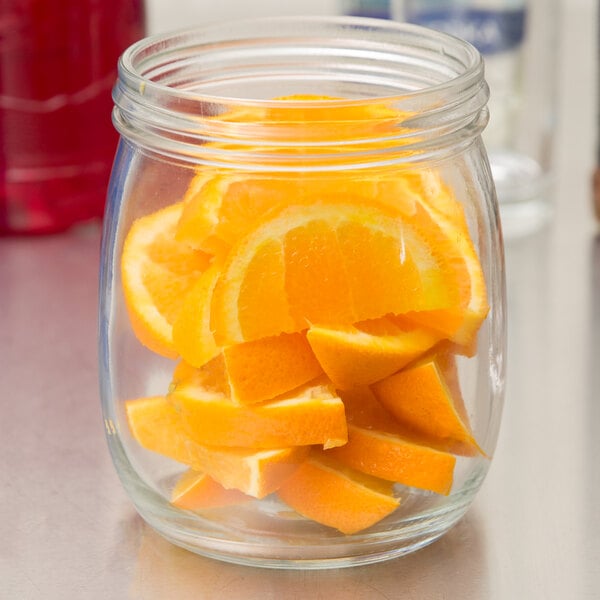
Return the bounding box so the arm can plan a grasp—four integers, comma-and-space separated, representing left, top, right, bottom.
146, 0, 338, 31
2, 0, 595, 236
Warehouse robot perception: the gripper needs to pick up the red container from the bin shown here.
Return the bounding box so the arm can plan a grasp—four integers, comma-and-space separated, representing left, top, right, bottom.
0, 0, 145, 234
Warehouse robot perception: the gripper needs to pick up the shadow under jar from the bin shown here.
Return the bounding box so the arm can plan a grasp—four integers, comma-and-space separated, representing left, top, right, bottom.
99, 16, 506, 569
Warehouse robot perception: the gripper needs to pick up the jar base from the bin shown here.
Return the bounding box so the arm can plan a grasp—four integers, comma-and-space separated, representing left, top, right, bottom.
143, 503, 471, 570
111, 439, 488, 570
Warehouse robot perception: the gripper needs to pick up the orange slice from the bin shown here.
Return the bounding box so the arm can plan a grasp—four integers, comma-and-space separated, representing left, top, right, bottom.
125, 396, 191, 465
433, 345, 471, 425
176, 170, 420, 256
210, 202, 467, 346
176, 173, 235, 256
171, 263, 220, 368
337, 385, 396, 430
371, 355, 483, 456
214, 94, 412, 146
329, 425, 456, 496
306, 316, 440, 389
222, 331, 324, 404
407, 204, 488, 350
170, 354, 229, 392
328, 386, 456, 495
356, 169, 486, 350
185, 442, 308, 499
168, 363, 347, 449
121, 203, 212, 357
171, 469, 252, 509
175, 94, 417, 255
404, 170, 470, 231
277, 453, 400, 534
265, 93, 404, 126
171, 359, 198, 384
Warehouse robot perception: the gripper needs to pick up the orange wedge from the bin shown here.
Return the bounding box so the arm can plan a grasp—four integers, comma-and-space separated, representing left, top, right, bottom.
171, 263, 220, 368
350, 168, 485, 350
121, 203, 212, 358
210, 202, 468, 346
408, 202, 488, 349
371, 355, 483, 456
329, 425, 456, 496
169, 366, 347, 449
125, 396, 191, 465
222, 331, 323, 404
185, 442, 308, 499
306, 316, 440, 389
329, 386, 456, 495
171, 469, 252, 510
277, 453, 400, 534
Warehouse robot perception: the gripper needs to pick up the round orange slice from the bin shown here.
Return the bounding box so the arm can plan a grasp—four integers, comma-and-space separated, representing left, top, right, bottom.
121, 203, 212, 358
176, 170, 420, 257
210, 202, 468, 346
175, 95, 419, 255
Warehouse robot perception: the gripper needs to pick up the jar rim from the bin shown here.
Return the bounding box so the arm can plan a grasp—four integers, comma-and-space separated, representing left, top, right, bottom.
120, 16, 483, 104
112, 16, 489, 168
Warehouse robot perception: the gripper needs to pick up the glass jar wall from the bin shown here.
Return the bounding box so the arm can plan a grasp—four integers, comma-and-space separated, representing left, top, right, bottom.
99, 17, 506, 569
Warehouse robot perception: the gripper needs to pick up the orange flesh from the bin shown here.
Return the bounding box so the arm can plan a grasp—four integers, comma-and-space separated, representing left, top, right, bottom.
185, 443, 309, 499
372, 357, 484, 457
169, 374, 348, 450
223, 331, 323, 404
329, 387, 457, 495
277, 454, 399, 534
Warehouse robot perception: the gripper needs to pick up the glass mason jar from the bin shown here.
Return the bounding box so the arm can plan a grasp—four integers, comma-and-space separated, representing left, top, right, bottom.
99, 16, 506, 569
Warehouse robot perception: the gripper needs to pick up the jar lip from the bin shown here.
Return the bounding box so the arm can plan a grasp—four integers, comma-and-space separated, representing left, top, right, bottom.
113, 16, 488, 167
118, 15, 484, 107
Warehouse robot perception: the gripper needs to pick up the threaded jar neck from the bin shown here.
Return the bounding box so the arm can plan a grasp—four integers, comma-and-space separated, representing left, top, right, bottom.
112, 16, 489, 170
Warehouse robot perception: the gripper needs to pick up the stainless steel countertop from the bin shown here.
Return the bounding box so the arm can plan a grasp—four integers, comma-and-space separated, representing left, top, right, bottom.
2, 2, 599, 598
